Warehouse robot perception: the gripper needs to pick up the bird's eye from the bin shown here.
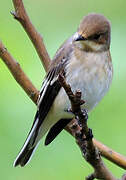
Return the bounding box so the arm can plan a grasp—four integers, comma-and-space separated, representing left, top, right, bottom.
89, 34, 101, 40
92, 34, 101, 40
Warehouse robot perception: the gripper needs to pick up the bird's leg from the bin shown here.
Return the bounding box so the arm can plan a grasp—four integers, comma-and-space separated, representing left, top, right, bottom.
65, 107, 75, 118
65, 107, 72, 113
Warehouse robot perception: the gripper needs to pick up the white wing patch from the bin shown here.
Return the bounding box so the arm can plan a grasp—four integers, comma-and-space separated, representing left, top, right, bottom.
37, 69, 58, 109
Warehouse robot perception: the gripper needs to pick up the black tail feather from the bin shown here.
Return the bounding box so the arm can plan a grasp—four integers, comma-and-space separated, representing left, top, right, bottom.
14, 146, 35, 167
45, 118, 71, 145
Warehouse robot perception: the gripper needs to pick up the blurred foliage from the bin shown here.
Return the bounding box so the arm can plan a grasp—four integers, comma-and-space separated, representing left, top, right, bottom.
0, 0, 126, 179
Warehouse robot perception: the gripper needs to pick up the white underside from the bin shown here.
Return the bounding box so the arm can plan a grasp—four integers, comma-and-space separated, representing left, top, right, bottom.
36, 50, 113, 144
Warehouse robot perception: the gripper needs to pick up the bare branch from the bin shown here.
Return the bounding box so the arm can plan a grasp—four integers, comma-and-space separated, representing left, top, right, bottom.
11, 0, 50, 71
93, 139, 126, 170
0, 41, 39, 104
66, 119, 126, 170
58, 74, 117, 180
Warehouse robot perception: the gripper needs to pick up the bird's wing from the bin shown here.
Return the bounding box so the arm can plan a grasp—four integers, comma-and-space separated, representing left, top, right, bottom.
14, 37, 74, 167
37, 64, 64, 126
33, 37, 74, 141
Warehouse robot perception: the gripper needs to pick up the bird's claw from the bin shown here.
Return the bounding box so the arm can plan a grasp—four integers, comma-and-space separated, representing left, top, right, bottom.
66, 108, 72, 113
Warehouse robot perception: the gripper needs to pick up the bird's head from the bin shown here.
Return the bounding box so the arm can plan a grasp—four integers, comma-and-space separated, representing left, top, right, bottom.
73, 13, 111, 52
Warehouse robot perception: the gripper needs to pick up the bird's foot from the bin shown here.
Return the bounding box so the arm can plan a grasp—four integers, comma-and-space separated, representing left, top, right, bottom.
64, 108, 75, 119
65, 108, 72, 113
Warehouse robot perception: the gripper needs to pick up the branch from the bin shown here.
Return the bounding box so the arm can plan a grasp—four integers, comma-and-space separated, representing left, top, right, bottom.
0, 41, 39, 104
58, 74, 117, 180
11, 0, 50, 71
93, 139, 126, 170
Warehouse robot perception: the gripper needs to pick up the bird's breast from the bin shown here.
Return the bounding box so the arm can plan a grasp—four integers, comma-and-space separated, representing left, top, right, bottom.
64, 50, 113, 112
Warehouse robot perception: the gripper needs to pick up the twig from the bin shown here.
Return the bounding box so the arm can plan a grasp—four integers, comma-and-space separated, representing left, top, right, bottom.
0, 41, 39, 104
66, 119, 126, 171
94, 139, 126, 170
58, 74, 116, 180
11, 0, 50, 71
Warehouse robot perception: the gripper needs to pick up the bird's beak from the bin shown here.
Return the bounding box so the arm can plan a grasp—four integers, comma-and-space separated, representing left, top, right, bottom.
74, 33, 86, 41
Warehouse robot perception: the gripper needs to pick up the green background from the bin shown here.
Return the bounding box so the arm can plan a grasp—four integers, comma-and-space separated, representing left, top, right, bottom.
0, 0, 126, 179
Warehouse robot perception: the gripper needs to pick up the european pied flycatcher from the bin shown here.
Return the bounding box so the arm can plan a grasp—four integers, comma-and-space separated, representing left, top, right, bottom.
14, 13, 113, 167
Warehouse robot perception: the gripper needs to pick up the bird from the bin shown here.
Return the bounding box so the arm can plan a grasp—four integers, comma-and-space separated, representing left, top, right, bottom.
14, 13, 113, 167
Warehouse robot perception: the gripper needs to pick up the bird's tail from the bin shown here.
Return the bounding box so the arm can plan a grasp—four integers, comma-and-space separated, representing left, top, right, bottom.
13, 113, 40, 167
13, 143, 37, 167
